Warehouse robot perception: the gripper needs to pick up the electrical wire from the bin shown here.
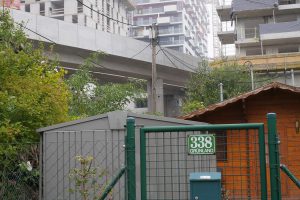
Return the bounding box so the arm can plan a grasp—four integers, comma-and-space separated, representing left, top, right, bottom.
130, 43, 151, 58
162, 47, 198, 71
157, 44, 180, 70
76, 0, 142, 27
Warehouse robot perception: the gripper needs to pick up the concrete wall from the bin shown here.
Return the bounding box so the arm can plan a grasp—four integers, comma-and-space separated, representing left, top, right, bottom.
9, 9, 200, 72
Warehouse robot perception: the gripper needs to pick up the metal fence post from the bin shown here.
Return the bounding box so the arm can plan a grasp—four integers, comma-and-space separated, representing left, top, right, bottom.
126, 117, 136, 200
258, 125, 268, 200
267, 113, 281, 200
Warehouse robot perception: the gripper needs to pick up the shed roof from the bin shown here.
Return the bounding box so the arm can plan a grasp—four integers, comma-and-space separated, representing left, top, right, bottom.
37, 110, 206, 133
181, 82, 300, 120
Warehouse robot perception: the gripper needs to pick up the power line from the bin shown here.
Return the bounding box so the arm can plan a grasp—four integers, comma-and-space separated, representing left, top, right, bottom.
157, 44, 179, 70
162, 48, 198, 71
130, 43, 151, 59
76, 0, 138, 27
15, 21, 56, 44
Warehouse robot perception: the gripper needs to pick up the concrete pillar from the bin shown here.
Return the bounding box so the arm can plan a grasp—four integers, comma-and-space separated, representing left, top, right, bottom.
164, 95, 182, 117
64, 0, 77, 15
45, 2, 51, 16
30, 3, 40, 15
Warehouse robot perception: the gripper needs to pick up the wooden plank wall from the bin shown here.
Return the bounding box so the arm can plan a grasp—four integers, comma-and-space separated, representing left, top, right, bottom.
192, 89, 300, 199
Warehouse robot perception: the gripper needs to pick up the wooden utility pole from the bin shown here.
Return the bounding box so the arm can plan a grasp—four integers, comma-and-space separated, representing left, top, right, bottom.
150, 23, 158, 113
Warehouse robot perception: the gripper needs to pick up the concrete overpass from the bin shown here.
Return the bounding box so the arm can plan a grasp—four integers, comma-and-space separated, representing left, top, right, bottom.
9, 9, 202, 116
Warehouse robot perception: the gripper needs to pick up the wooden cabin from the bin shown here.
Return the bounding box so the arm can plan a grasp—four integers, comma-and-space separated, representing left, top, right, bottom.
182, 82, 300, 199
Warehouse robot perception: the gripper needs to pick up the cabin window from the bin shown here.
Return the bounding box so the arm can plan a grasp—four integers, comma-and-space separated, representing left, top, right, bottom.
216, 131, 228, 162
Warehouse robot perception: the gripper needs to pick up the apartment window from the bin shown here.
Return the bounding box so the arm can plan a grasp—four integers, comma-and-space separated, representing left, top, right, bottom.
25, 4, 30, 12
95, 0, 98, 7
107, 3, 110, 16
40, 2, 45, 16
72, 15, 78, 23
97, 10, 100, 23
278, 46, 299, 53
246, 48, 265, 56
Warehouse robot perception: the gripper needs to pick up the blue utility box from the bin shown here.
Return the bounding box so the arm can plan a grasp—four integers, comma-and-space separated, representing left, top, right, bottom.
189, 172, 221, 200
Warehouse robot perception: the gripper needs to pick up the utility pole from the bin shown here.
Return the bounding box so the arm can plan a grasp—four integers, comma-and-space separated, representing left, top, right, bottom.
219, 83, 224, 102
150, 23, 158, 113
244, 61, 254, 90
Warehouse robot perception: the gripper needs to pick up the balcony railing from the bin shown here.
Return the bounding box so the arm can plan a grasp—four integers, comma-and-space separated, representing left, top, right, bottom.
159, 40, 184, 45
159, 28, 183, 35
135, 7, 164, 15
279, 0, 298, 5
50, 8, 64, 15
78, 6, 83, 13
237, 27, 259, 40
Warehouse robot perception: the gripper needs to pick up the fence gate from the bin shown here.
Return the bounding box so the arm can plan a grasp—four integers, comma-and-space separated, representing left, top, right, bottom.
139, 123, 268, 200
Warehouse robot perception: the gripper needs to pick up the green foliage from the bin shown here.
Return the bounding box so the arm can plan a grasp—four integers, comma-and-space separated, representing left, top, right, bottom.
181, 100, 205, 114
69, 155, 109, 200
0, 11, 70, 142
184, 61, 265, 108
67, 53, 145, 118
0, 144, 40, 200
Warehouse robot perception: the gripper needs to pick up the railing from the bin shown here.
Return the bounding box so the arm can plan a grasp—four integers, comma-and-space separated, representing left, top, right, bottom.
159, 40, 184, 45
135, 7, 164, 15
237, 27, 259, 40
78, 6, 83, 13
279, 0, 298, 5
50, 8, 64, 15
280, 164, 300, 189
158, 28, 183, 35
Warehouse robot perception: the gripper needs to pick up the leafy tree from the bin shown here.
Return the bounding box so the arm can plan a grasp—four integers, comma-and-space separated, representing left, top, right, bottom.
67, 53, 144, 118
0, 11, 70, 143
183, 61, 267, 112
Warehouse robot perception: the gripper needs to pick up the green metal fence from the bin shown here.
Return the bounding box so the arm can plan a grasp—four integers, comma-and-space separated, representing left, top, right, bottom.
268, 113, 300, 200
139, 124, 267, 200
0, 143, 40, 200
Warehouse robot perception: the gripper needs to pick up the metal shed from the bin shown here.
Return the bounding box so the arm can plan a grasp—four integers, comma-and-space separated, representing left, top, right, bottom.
37, 111, 215, 200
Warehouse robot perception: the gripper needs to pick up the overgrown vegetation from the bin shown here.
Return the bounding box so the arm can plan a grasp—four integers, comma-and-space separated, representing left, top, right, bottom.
183, 61, 269, 113
0, 10, 70, 143
69, 155, 110, 200
0, 11, 143, 199
67, 53, 144, 118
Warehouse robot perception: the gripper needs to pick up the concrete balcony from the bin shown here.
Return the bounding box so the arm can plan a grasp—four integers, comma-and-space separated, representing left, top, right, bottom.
164, 5, 177, 13
217, 30, 235, 44
259, 21, 300, 45
278, 0, 300, 13
216, 5, 231, 21
235, 27, 260, 47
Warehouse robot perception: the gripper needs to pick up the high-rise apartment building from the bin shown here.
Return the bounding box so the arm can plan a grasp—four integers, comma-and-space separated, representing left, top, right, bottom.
20, 0, 135, 36
217, 0, 300, 57
130, 0, 209, 57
